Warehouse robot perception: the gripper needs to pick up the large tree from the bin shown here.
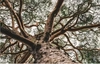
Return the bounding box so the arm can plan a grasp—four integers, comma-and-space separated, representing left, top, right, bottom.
0, 0, 100, 63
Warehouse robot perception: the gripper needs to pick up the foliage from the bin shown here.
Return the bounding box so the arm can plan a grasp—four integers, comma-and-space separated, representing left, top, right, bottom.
0, 0, 100, 63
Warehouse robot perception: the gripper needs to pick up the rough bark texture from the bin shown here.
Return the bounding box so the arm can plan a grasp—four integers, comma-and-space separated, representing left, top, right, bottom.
35, 43, 74, 63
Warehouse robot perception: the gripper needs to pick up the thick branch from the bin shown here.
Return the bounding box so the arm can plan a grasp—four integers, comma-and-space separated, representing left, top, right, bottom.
43, 0, 64, 42
0, 26, 36, 51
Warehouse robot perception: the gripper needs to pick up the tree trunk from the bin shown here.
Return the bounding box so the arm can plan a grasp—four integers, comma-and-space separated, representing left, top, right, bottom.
34, 43, 74, 63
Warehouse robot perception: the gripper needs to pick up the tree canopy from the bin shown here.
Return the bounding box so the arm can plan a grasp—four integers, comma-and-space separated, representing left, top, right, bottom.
0, 0, 100, 63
